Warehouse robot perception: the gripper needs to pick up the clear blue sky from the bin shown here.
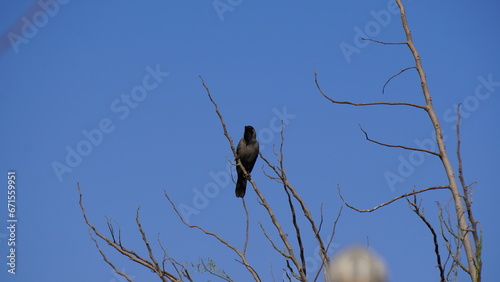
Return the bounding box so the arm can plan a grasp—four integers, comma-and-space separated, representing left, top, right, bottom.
1, 1, 499, 281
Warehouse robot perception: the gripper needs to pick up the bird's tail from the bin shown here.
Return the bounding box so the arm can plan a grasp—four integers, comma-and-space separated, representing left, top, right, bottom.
235, 176, 247, 198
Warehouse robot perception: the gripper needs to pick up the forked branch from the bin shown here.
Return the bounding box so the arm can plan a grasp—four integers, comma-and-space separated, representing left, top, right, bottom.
164, 190, 260, 281
260, 122, 333, 277
455, 103, 482, 280
78, 183, 179, 282
88, 230, 135, 282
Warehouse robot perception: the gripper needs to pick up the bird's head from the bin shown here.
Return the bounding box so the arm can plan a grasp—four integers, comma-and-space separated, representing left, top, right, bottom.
244, 126, 256, 142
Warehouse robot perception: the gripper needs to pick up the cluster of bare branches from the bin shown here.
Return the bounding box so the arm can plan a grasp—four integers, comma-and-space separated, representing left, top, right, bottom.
78, 77, 343, 281
77, 0, 481, 281
78, 183, 190, 282
313, 0, 481, 281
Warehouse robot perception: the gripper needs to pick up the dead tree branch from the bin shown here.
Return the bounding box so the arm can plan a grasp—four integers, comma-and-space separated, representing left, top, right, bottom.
260, 125, 331, 274
199, 76, 237, 156
406, 194, 445, 282
276, 122, 306, 275
361, 38, 408, 45
314, 69, 426, 110
437, 202, 468, 277
258, 222, 291, 259
164, 190, 260, 281
456, 103, 482, 280
284, 178, 306, 275
88, 230, 135, 282
313, 206, 343, 282
158, 236, 194, 282
135, 206, 163, 278
358, 124, 440, 156
78, 183, 180, 282
337, 184, 449, 213
242, 198, 250, 256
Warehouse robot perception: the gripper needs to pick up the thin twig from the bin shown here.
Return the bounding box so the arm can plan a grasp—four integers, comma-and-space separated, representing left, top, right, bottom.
436, 204, 455, 280
284, 179, 306, 276
77, 183, 179, 281
318, 203, 324, 234
337, 184, 449, 212
382, 66, 416, 94
164, 190, 261, 281
261, 124, 332, 277
359, 124, 440, 156
437, 202, 469, 275
242, 198, 250, 256
286, 260, 301, 280
88, 230, 135, 282
199, 76, 236, 155
313, 206, 343, 282
326, 206, 343, 255
258, 222, 291, 258
158, 236, 186, 281
456, 103, 482, 280
135, 206, 163, 279
261, 165, 281, 182
104, 217, 148, 265
361, 38, 408, 45
277, 121, 306, 275
407, 194, 445, 282
314, 69, 426, 110
105, 216, 117, 244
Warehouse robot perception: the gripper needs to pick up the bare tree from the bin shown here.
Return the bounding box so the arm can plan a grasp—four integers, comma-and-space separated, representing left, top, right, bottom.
78, 1, 481, 281
314, 0, 481, 281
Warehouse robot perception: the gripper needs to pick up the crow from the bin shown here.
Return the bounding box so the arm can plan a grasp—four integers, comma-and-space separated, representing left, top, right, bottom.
235, 126, 259, 198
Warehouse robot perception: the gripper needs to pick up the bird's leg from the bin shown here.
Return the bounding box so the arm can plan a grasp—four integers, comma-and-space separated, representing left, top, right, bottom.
244, 173, 251, 180
236, 156, 252, 180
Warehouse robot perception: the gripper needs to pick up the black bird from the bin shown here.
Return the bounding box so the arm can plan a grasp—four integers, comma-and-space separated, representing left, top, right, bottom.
235, 126, 259, 198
